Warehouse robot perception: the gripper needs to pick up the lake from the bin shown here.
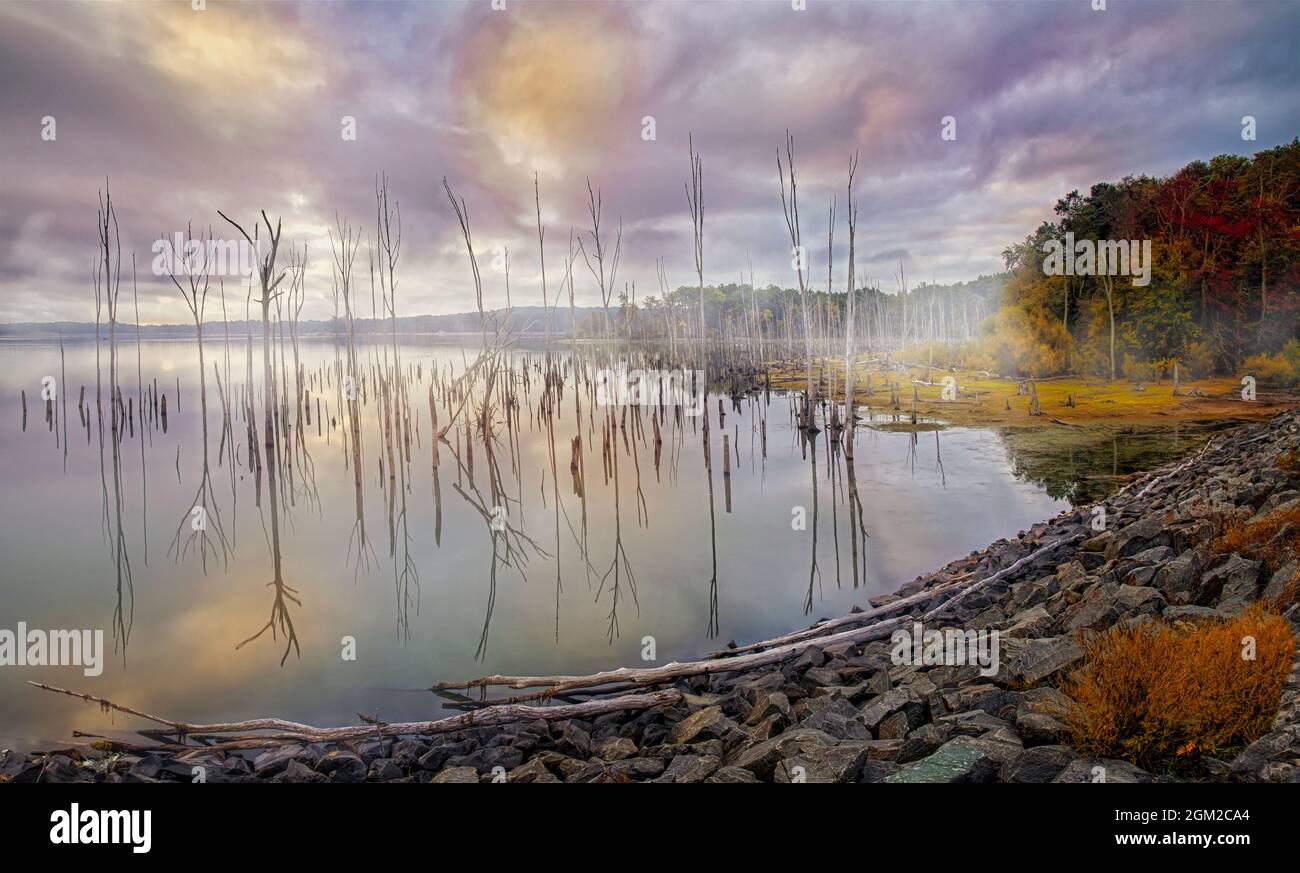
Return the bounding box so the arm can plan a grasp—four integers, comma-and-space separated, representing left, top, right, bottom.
0, 337, 1231, 749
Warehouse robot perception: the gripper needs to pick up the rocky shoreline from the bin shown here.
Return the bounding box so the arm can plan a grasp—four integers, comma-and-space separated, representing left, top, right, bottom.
7, 410, 1300, 784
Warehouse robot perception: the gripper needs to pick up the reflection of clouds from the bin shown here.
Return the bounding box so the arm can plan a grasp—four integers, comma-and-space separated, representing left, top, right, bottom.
2, 342, 1083, 744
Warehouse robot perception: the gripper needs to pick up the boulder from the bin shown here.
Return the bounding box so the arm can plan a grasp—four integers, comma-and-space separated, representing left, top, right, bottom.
669, 705, 737, 745
431, 766, 480, 784
1205, 555, 1263, 612
316, 750, 366, 783
704, 766, 761, 783
252, 744, 308, 777
594, 736, 638, 762
884, 737, 999, 783
727, 728, 837, 780
996, 635, 1084, 685
1052, 758, 1153, 783
774, 740, 870, 783
418, 739, 475, 772
1104, 517, 1166, 560
654, 754, 721, 784
274, 760, 325, 783
745, 691, 791, 726
859, 688, 916, 730
507, 758, 561, 783
1153, 549, 1204, 604
1001, 745, 1077, 782
1264, 561, 1300, 602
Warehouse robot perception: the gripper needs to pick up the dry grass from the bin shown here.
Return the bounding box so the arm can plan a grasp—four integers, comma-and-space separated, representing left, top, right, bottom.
1062, 604, 1295, 774
766, 358, 1296, 429
1213, 504, 1300, 573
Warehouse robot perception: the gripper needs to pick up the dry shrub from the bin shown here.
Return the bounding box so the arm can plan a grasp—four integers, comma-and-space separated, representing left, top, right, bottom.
1213, 504, 1300, 572
1062, 604, 1295, 774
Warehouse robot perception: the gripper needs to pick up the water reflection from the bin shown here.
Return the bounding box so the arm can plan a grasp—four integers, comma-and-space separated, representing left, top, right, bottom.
0, 333, 1233, 748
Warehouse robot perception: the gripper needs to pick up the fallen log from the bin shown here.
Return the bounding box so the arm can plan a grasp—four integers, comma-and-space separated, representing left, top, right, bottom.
708, 573, 974, 658
431, 534, 1084, 698
1129, 435, 1220, 499
29, 681, 682, 749
709, 533, 1078, 658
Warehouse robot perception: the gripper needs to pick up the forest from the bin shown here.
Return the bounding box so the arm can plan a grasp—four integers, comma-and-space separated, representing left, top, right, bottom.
616, 140, 1300, 386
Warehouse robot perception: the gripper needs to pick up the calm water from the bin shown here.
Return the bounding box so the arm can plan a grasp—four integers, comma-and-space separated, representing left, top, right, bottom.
0, 338, 1225, 749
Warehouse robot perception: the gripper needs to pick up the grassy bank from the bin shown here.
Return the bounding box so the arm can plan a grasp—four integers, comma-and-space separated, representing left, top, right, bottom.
768, 358, 1298, 429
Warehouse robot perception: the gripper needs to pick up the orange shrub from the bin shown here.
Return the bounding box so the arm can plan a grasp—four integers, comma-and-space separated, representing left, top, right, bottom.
1062, 605, 1294, 774
1214, 504, 1300, 572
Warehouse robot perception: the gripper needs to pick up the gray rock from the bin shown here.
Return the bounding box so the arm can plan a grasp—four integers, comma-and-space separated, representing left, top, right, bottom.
449, 746, 523, 773
1052, 758, 1153, 783
1128, 545, 1175, 566
1105, 517, 1166, 560
654, 754, 721, 783
431, 766, 480, 783
1206, 555, 1263, 612
997, 635, 1084, 685
1230, 730, 1294, 777
884, 737, 999, 783
860, 760, 902, 782
355, 738, 392, 763
878, 710, 912, 740
253, 744, 309, 777
774, 740, 870, 783
606, 757, 666, 780
938, 709, 1012, 735
367, 758, 404, 781
1062, 586, 1119, 632
1016, 711, 1070, 745
669, 705, 737, 745
1002, 745, 1077, 782
558, 723, 592, 758
1001, 604, 1053, 638
1154, 549, 1203, 604
704, 765, 761, 783
1162, 604, 1223, 625
273, 759, 325, 783
727, 728, 837, 780
1115, 584, 1164, 613
799, 696, 871, 739
0, 750, 43, 783
507, 758, 561, 783
745, 691, 792, 726
418, 739, 474, 772
594, 736, 638, 762
859, 688, 916, 730
803, 666, 844, 687
898, 723, 955, 763
39, 754, 85, 783
1264, 561, 1300, 602
316, 751, 366, 783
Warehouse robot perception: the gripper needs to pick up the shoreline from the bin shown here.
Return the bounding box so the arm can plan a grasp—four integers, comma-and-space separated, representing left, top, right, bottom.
7, 409, 1300, 783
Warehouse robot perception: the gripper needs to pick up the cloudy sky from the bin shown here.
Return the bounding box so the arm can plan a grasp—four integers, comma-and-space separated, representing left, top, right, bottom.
1, 0, 1297, 324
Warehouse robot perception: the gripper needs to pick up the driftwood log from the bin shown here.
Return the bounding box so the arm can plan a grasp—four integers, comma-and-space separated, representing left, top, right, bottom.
431, 534, 1084, 700
29, 681, 681, 751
